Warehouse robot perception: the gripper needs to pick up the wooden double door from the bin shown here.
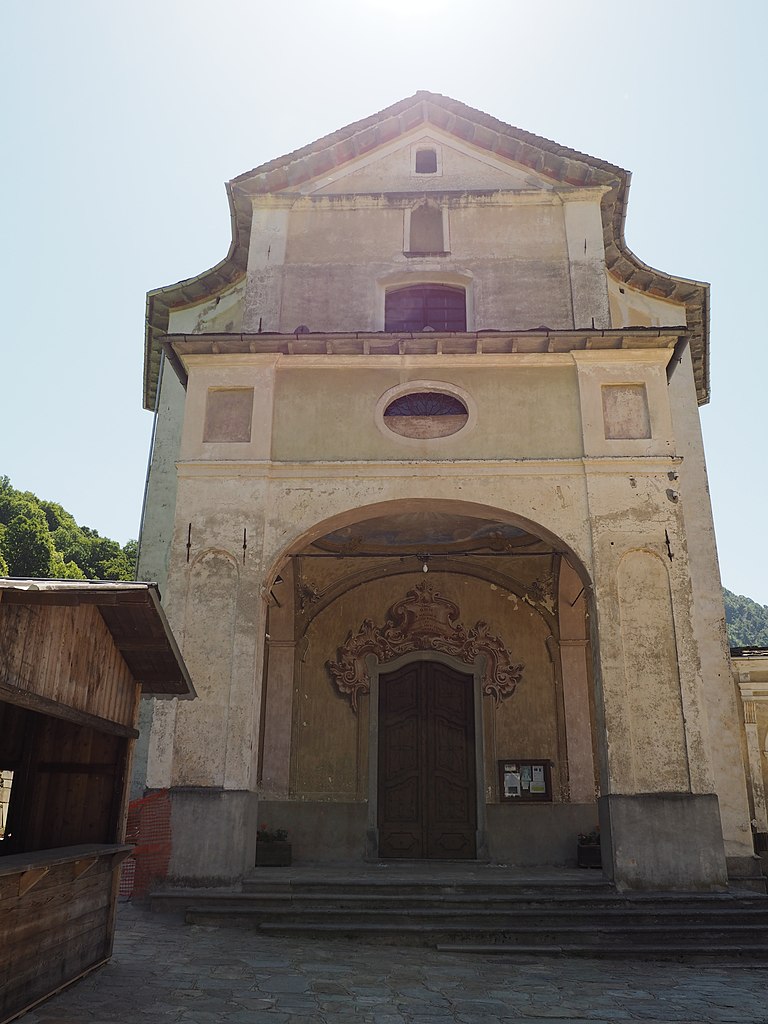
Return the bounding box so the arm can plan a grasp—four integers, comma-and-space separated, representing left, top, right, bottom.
377, 660, 477, 859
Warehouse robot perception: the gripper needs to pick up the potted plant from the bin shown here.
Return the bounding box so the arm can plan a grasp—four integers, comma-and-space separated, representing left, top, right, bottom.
577, 828, 601, 869
255, 825, 292, 867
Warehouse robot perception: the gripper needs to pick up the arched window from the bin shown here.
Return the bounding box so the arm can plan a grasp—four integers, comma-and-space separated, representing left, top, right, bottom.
409, 204, 444, 254
385, 285, 467, 332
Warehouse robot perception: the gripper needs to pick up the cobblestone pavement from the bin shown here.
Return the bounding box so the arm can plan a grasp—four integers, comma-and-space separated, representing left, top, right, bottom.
22, 904, 768, 1024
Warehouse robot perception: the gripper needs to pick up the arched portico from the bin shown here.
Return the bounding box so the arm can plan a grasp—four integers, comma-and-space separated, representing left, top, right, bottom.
258, 500, 601, 869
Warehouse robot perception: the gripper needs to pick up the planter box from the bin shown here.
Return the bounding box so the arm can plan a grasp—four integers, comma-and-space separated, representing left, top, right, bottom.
577, 842, 602, 869
255, 841, 292, 867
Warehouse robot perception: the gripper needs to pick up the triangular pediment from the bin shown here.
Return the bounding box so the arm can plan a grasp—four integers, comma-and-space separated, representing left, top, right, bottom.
230, 92, 623, 197
281, 126, 558, 196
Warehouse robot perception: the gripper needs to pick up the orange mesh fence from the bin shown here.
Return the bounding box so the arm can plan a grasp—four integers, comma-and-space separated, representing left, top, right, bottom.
119, 789, 172, 899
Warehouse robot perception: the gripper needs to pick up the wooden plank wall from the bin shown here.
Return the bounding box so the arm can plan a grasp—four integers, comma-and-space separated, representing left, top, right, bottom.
0, 603, 136, 728
0, 855, 114, 1022
0, 703, 127, 855
25, 718, 125, 851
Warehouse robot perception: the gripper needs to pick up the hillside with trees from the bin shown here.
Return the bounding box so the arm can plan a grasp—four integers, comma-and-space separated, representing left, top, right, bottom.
723, 589, 768, 648
0, 476, 136, 581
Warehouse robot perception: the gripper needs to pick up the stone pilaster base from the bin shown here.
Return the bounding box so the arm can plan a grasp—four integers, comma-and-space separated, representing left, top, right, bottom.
599, 793, 728, 891
166, 788, 259, 885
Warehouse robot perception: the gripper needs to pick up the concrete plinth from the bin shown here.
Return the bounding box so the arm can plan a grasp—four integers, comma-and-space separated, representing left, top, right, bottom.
485, 803, 600, 866
167, 788, 259, 885
257, 800, 368, 865
599, 792, 728, 890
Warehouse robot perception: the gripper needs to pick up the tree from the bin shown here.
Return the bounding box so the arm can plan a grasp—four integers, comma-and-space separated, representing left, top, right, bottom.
2, 507, 55, 577
0, 477, 138, 582
51, 552, 87, 580
724, 589, 768, 647
97, 550, 136, 581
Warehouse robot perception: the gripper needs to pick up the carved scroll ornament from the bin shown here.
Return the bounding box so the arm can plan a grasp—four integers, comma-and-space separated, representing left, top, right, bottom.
327, 581, 524, 712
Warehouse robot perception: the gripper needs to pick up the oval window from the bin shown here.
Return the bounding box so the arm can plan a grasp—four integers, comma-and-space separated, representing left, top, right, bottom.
383, 391, 469, 438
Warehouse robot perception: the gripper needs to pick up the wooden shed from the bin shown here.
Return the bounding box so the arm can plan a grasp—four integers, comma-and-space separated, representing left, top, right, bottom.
0, 579, 194, 1023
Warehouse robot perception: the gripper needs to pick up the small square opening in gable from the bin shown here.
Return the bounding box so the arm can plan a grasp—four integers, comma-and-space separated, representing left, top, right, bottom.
415, 148, 438, 174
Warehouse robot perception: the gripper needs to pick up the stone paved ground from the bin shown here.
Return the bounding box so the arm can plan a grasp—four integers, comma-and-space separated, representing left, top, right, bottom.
21, 904, 768, 1024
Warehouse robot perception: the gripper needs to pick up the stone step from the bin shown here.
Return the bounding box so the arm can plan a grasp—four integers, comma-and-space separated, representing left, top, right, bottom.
233, 920, 768, 955
187, 902, 768, 927
153, 873, 768, 957
185, 907, 768, 940
242, 878, 616, 898
155, 886, 768, 918
436, 943, 768, 959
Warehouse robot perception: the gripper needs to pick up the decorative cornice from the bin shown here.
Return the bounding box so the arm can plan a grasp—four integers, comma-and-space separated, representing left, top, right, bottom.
327, 581, 523, 712
164, 326, 686, 390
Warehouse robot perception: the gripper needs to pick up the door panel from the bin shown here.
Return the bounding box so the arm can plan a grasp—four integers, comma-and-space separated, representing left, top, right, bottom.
378, 661, 476, 859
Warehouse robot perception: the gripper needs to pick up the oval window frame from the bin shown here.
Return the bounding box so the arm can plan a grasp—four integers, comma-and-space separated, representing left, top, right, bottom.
375, 380, 477, 447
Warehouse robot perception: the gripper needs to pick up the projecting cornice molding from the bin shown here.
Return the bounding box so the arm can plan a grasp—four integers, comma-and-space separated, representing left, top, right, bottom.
161, 326, 687, 389
144, 92, 709, 409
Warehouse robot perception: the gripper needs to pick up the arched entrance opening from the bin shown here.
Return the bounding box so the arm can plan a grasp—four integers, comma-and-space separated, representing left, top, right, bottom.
258, 503, 600, 868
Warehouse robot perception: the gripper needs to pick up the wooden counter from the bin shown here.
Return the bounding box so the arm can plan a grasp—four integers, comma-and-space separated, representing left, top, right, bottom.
0, 844, 132, 1022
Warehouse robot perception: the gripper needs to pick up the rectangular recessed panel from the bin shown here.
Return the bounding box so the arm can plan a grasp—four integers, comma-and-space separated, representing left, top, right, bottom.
203, 388, 254, 443
601, 384, 651, 440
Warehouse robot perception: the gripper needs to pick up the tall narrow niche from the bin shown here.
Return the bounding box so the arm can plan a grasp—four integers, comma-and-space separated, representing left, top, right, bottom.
409, 203, 444, 254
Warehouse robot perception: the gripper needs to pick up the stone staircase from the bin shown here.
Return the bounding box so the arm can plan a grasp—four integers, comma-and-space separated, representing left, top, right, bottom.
150, 866, 768, 957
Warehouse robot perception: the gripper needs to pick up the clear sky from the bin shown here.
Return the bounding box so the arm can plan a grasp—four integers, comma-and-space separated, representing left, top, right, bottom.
2, 0, 766, 603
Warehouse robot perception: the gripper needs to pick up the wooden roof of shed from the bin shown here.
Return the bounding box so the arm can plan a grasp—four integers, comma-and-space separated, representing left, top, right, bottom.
0, 580, 195, 698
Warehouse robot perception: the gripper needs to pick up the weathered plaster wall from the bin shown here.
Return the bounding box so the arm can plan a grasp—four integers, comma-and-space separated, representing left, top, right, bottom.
608, 275, 686, 329
667, 344, 754, 863
270, 361, 583, 462
264, 193, 603, 334
733, 656, 768, 875
132, 359, 185, 799
141, 330, 749, 885
617, 549, 689, 791
153, 343, 727, 806
167, 280, 245, 335
136, 361, 186, 591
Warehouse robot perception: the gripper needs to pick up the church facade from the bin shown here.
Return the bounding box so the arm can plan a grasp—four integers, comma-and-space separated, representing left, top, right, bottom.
136, 93, 756, 890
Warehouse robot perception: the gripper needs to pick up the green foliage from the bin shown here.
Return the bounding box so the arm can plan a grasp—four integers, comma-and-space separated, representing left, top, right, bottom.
723, 589, 768, 648
50, 552, 87, 580
3, 507, 56, 577
0, 476, 137, 582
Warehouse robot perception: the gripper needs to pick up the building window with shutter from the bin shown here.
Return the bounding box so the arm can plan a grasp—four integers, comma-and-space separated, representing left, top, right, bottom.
384, 285, 466, 332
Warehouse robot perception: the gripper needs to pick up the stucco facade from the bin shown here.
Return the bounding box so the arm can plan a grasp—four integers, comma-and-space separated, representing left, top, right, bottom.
136, 93, 755, 890
732, 649, 768, 877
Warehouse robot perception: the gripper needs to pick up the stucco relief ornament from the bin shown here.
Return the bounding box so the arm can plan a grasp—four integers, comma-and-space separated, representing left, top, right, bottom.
327, 581, 524, 712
